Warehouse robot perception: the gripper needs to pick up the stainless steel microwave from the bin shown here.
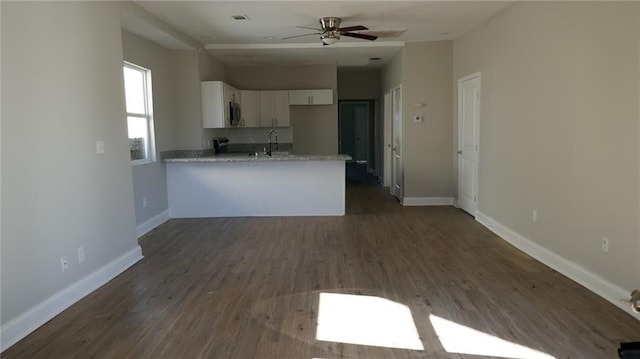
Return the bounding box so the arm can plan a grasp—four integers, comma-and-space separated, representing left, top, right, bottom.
229, 101, 241, 127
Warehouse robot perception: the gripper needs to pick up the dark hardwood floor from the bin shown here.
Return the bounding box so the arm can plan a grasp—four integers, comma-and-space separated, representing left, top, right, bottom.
4, 182, 639, 358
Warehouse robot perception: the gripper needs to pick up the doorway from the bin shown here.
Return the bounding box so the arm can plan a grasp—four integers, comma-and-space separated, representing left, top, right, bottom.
457, 72, 481, 216
339, 100, 378, 185
339, 101, 373, 164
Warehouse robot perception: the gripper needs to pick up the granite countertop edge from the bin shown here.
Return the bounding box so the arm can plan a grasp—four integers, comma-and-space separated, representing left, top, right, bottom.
161, 151, 352, 163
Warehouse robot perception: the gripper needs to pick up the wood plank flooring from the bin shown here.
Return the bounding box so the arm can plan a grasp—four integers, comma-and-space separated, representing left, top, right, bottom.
4, 182, 640, 358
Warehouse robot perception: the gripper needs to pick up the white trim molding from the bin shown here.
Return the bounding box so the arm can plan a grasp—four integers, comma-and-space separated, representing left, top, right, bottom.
476, 211, 640, 321
136, 210, 170, 238
1, 246, 144, 352
402, 197, 454, 206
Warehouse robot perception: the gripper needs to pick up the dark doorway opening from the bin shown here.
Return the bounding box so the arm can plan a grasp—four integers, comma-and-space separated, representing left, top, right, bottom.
339, 100, 379, 186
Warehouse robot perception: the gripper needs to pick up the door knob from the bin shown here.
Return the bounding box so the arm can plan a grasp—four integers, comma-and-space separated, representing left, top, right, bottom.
457, 150, 462, 154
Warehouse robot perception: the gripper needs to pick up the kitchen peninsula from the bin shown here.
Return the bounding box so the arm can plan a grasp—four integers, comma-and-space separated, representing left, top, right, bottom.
163, 151, 351, 217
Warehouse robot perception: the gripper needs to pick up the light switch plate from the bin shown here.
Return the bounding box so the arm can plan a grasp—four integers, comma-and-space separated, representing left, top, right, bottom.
96, 140, 105, 154
413, 116, 423, 123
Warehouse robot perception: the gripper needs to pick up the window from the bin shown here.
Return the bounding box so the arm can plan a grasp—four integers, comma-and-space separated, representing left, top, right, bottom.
123, 62, 155, 164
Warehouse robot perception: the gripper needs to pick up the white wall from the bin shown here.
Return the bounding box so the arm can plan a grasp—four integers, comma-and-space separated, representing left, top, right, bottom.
1, 0, 141, 346
454, 2, 640, 291
227, 65, 339, 155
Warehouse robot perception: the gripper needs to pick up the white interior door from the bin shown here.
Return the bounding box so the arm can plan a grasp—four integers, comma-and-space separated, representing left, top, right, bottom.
383, 91, 392, 187
457, 73, 481, 216
391, 85, 403, 200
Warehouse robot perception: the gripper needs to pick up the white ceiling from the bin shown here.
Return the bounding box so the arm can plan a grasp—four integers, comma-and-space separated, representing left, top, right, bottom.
131, 1, 512, 68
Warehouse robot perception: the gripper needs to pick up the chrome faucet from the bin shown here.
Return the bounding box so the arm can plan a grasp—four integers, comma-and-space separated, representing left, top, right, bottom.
267, 129, 278, 156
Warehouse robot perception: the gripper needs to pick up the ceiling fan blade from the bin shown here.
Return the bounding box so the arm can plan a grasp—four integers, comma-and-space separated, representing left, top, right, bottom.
296, 26, 323, 31
341, 32, 378, 41
338, 25, 368, 32
282, 32, 321, 40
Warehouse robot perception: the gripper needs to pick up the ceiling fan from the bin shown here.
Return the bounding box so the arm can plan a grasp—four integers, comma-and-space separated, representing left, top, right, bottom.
282, 17, 378, 45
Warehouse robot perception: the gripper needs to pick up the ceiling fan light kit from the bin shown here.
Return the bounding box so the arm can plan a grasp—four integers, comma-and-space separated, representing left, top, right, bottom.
282, 16, 378, 45
322, 32, 340, 45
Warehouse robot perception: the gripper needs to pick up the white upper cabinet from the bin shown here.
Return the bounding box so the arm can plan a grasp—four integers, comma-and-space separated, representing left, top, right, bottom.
201, 81, 241, 128
288, 89, 333, 105
259, 90, 290, 127
240, 90, 260, 127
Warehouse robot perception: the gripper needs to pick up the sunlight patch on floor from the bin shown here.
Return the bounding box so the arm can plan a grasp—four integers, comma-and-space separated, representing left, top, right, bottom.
315, 292, 424, 351
429, 314, 555, 359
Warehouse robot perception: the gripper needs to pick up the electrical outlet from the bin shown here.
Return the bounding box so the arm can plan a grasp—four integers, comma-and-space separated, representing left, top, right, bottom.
142, 197, 148, 208
78, 247, 85, 263
602, 237, 609, 253
532, 210, 537, 222
60, 256, 68, 272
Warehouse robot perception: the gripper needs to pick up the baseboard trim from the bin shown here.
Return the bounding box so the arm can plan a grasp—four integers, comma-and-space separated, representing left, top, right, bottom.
402, 197, 454, 206
1, 246, 144, 352
476, 211, 640, 321
136, 210, 170, 238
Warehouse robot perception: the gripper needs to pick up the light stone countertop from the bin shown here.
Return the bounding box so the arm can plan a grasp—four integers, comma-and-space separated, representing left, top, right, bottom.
162, 151, 351, 163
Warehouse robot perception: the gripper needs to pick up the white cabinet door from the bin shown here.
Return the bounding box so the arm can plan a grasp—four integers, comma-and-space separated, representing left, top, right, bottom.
202, 81, 243, 128
240, 90, 260, 127
309, 89, 333, 105
201, 81, 226, 128
288, 89, 333, 105
260, 91, 290, 127
273, 91, 290, 127
288, 90, 311, 105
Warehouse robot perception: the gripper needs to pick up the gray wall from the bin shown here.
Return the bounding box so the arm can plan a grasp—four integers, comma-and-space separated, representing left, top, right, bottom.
337, 69, 381, 100
380, 42, 454, 199
122, 37, 228, 227
227, 65, 338, 155
171, 51, 206, 150
170, 50, 228, 150
402, 41, 453, 198
122, 30, 171, 227
454, 1, 640, 290
2, 1, 139, 325
381, 51, 403, 93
